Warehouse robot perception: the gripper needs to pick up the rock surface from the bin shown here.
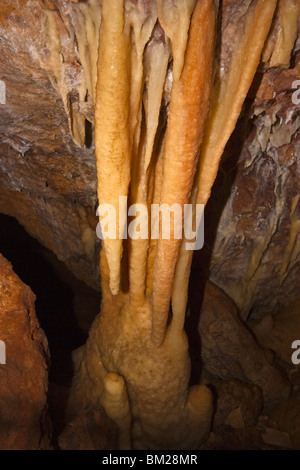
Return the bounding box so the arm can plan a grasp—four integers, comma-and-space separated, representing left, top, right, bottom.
0, 0, 100, 290
267, 395, 300, 449
249, 299, 300, 365
59, 408, 118, 450
206, 54, 300, 320
198, 281, 291, 404
0, 254, 50, 449
212, 379, 263, 433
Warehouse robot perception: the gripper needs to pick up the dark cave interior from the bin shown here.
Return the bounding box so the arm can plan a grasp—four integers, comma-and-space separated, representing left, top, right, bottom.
0, 213, 100, 445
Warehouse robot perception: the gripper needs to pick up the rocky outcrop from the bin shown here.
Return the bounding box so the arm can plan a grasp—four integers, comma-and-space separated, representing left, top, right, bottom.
59, 408, 118, 450
206, 55, 300, 320
267, 395, 300, 449
212, 379, 263, 432
249, 299, 300, 364
0, 0, 100, 290
0, 254, 50, 449
198, 282, 291, 404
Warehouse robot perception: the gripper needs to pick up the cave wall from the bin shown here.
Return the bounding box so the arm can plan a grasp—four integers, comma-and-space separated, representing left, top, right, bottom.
0, 0, 100, 290
0, 254, 50, 449
208, 56, 300, 319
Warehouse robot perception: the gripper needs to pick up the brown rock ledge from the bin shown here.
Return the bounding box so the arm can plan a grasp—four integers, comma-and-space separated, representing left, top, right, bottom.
0, 253, 50, 449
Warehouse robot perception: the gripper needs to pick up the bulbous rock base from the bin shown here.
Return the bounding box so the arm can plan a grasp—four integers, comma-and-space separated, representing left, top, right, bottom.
69, 289, 213, 450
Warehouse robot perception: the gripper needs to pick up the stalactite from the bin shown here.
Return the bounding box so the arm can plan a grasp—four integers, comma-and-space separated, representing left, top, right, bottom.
68, 0, 280, 450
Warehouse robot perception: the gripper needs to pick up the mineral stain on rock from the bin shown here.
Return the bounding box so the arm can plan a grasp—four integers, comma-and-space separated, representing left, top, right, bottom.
0, 254, 50, 450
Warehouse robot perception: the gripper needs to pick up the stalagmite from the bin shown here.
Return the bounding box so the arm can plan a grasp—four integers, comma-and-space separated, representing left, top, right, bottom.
152, 0, 217, 345
94, 0, 131, 295
67, 0, 280, 450
172, 0, 278, 328
263, 0, 300, 68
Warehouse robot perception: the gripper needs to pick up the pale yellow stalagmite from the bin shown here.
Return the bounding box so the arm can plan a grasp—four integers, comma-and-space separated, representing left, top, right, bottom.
70, 0, 216, 450
145, 134, 166, 295
101, 373, 132, 450
265, 0, 300, 68
141, 37, 170, 195
152, 0, 218, 346
94, 0, 131, 295
196, 0, 278, 208
128, 29, 171, 304
171, 0, 278, 327
126, 0, 158, 172
157, 0, 197, 81
68, 0, 288, 451
125, 6, 171, 304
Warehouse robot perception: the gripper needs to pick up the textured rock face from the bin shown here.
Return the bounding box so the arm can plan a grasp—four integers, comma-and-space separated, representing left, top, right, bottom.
212, 379, 263, 432
250, 299, 300, 364
207, 55, 300, 319
267, 395, 300, 449
0, 0, 100, 290
0, 254, 50, 450
198, 281, 291, 404
59, 408, 118, 450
